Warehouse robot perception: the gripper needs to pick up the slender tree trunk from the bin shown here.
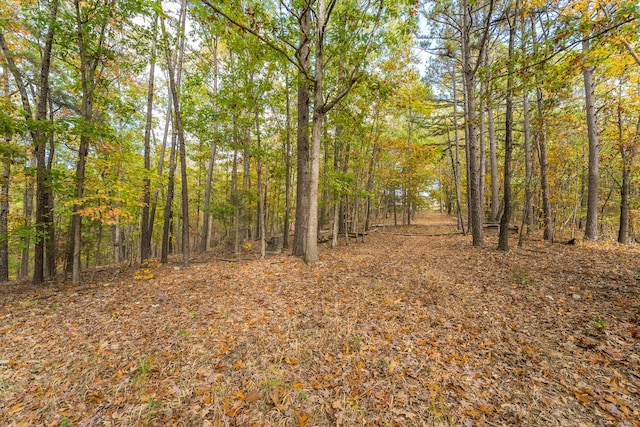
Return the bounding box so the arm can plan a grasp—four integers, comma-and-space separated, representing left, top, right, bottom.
582, 39, 599, 241
242, 145, 250, 241
293, 6, 311, 257
141, 16, 157, 262
519, 17, 533, 247
0, 155, 8, 282
487, 76, 499, 223
1, 65, 9, 282
160, 1, 186, 264
618, 112, 636, 243
462, 0, 484, 247
331, 123, 343, 249
45, 99, 56, 277
231, 148, 240, 254
32, 0, 59, 284
519, 87, 533, 245
201, 38, 218, 252
479, 56, 486, 218
532, 18, 552, 241
163, 16, 189, 267
451, 63, 465, 233
21, 155, 35, 279
498, 0, 518, 251
283, 68, 292, 249
72, 0, 111, 284
150, 95, 172, 248
254, 97, 266, 259
161, 128, 177, 263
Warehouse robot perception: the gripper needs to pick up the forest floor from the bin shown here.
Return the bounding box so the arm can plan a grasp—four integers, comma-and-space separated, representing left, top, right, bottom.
1, 212, 640, 427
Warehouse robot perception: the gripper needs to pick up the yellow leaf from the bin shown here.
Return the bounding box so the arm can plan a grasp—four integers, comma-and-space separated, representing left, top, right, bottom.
295, 410, 309, 427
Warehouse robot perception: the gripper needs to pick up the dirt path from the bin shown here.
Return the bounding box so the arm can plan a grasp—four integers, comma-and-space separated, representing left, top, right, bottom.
1, 213, 639, 426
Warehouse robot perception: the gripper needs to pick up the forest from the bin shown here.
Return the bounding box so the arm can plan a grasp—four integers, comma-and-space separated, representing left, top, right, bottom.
1, 1, 640, 425
0, 0, 638, 284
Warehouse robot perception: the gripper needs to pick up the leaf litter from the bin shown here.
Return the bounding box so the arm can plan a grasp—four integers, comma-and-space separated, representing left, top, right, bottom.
1, 213, 639, 426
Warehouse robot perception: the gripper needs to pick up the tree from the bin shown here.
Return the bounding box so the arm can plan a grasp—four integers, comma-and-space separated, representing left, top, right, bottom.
582, 37, 599, 241
140, 15, 158, 262
0, 0, 59, 284
498, 0, 519, 251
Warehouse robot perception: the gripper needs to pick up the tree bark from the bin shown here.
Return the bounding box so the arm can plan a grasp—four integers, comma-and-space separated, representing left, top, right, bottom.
0, 152, 8, 282
141, 15, 158, 262
450, 63, 465, 233
461, 0, 488, 247
582, 39, 599, 242
617, 112, 637, 243
532, 18, 553, 241
283, 68, 292, 249
304, 0, 326, 264
33, 0, 59, 284
487, 59, 499, 223
498, 0, 518, 251
519, 16, 533, 247
201, 37, 218, 253
45, 99, 56, 277
293, 6, 311, 257
162, 10, 190, 267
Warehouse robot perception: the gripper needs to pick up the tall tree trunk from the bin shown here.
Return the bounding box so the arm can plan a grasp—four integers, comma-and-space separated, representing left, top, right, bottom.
242, 144, 250, 241
231, 148, 240, 254
21, 155, 35, 279
160, 115, 177, 263
304, 0, 326, 264
45, 99, 56, 277
293, 6, 311, 257
33, 0, 59, 284
201, 37, 219, 252
162, 11, 189, 267
498, 0, 518, 251
532, 17, 552, 241
617, 111, 637, 243
582, 39, 599, 241
256, 108, 266, 259
72, 0, 111, 284
519, 16, 533, 247
150, 93, 172, 251
282, 68, 292, 249
487, 70, 499, 223
461, 0, 486, 247
331, 123, 343, 249
451, 63, 465, 233
141, 15, 157, 262
160, 1, 186, 264
0, 153, 8, 282
1, 65, 10, 282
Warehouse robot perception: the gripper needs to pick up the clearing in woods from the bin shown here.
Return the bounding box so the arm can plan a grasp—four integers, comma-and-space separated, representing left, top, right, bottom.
1, 212, 639, 426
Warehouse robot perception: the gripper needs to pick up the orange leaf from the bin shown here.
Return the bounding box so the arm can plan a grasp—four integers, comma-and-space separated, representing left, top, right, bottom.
295, 410, 309, 427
